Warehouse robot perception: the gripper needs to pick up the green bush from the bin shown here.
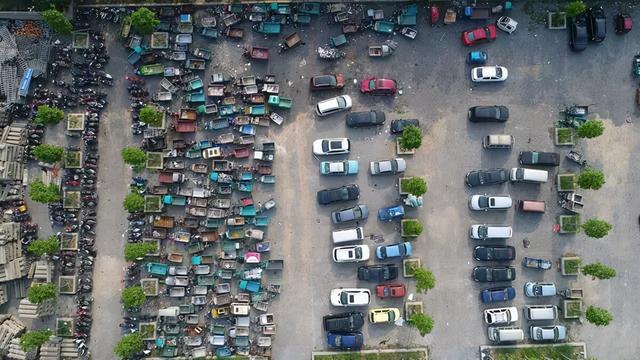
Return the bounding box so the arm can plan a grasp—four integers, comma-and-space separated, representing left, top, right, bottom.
585, 306, 613, 326
129, 7, 160, 35
29, 180, 61, 203
408, 313, 434, 336
20, 329, 52, 352
402, 177, 427, 196
27, 236, 60, 257
124, 243, 157, 261
413, 266, 435, 293
582, 262, 616, 280
565, 0, 586, 18
42, 9, 72, 35
34, 105, 64, 125
577, 168, 605, 190
581, 218, 612, 238
123, 192, 145, 213
139, 105, 163, 127
121, 286, 146, 309
27, 283, 56, 304
399, 125, 422, 150
114, 333, 143, 359
403, 220, 423, 236
577, 119, 604, 138
33, 144, 64, 164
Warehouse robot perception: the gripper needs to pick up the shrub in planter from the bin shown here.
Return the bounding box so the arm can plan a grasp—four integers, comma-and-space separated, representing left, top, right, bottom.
558, 174, 577, 191
561, 257, 581, 275
564, 300, 583, 319
402, 219, 423, 237
401, 177, 427, 197
555, 128, 575, 145
399, 125, 422, 150
403, 258, 421, 278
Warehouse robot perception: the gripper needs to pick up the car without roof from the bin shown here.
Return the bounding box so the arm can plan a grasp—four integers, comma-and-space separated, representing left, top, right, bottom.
473, 245, 516, 261
331, 204, 369, 224
465, 168, 508, 187
357, 264, 399, 282
524, 282, 556, 297
316, 95, 352, 116
320, 160, 359, 175
375, 242, 412, 260
360, 77, 397, 95
390, 119, 419, 134
468, 106, 509, 122
375, 283, 406, 298
330, 288, 371, 307
312, 138, 350, 155
587, 6, 606, 42
369, 308, 400, 324
518, 151, 560, 166
469, 194, 512, 211
327, 332, 363, 350
310, 74, 345, 90
317, 184, 359, 205
378, 204, 405, 221
496, 16, 518, 34
473, 266, 516, 282
481, 286, 516, 303
333, 244, 370, 263
462, 24, 497, 46
471, 66, 508, 82
484, 307, 518, 325
529, 325, 567, 342
323, 312, 364, 332
346, 111, 386, 127
370, 158, 406, 175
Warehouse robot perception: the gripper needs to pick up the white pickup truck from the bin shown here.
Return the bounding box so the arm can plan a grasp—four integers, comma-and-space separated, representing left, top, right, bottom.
484, 307, 518, 325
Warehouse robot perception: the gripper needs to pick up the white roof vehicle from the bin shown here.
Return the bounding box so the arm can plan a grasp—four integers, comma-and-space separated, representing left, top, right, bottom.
471, 66, 508, 82
497, 16, 518, 34
469, 194, 513, 211
332, 245, 370, 263
313, 138, 350, 156
316, 95, 352, 116
484, 307, 519, 325
330, 288, 371, 307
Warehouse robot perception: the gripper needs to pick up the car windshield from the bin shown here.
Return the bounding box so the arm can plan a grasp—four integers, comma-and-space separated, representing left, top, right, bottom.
467, 32, 476, 41
533, 285, 542, 296
340, 292, 348, 304
353, 207, 362, 217
479, 197, 489, 208
322, 141, 329, 152
495, 68, 502, 77
478, 226, 488, 237
369, 80, 376, 89
334, 335, 342, 346
336, 97, 346, 108
388, 311, 396, 321
354, 247, 362, 258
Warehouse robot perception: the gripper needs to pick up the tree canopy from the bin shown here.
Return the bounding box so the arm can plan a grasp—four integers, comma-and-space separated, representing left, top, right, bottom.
121, 286, 146, 309
27, 236, 60, 257
402, 176, 428, 196
139, 105, 163, 127
578, 168, 605, 190
27, 283, 56, 304
34, 105, 64, 125
399, 125, 422, 150
577, 119, 604, 139
581, 218, 612, 238
585, 306, 613, 326
408, 313, 434, 336
121, 147, 147, 171
20, 330, 52, 352
123, 192, 145, 213
42, 9, 73, 35
129, 7, 159, 35
114, 333, 143, 359
33, 144, 64, 164
582, 262, 616, 280
124, 243, 158, 262
413, 266, 436, 293
29, 180, 61, 203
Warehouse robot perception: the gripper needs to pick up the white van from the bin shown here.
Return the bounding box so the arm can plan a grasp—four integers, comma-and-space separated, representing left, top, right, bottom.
525, 305, 558, 321
332, 227, 364, 244
487, 327, 524, 343
509, 168, 548, 183
469, 225, 513, 240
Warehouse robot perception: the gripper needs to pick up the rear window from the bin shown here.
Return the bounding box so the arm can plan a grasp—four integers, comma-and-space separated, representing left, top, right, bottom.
315, 76, 336, 87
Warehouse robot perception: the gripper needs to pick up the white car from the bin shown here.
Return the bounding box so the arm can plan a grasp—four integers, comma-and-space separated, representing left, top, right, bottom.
469, 194, 512, 211
524, 282, 556, 297
332, 245, 370, 263
484, 307, 519, 325
469, 225, 513, 240
471, 66, 508, 82
313, 138, 350, 156
316, 95, 352, 116
369, 158, 406, 175
497, 16, 518, 34
201, 147, 222, 159
330, 288, 371, 307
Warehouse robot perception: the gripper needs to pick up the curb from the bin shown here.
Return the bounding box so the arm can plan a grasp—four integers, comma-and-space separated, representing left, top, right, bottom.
312, 347, 429, 360
479, 342, 587, 360
76, 0, 430, 8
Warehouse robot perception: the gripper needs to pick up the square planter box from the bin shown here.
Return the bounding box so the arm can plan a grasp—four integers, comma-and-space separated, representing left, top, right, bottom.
60, 232, 78, 251
558, 215, 580, 234
548, 12, 567, 29
141, 278, 159, 297
555, 128, 575, 146
143, 239, 161, 256
396, 139, 415, 155
563, 299, 583, 319
403, 258, 421, 278
72, 32, 89, 49
398, 177, 410, 195
557, 174, 577, 192
146, 152, 164, 170
64, 150, 82, 169
63, 190, 81, 209
147, 110, 167, 130
139, 322, 158, 340
404, 301, 423, 320
150, 32, 169, 49
144, 195, 163, 213
401, 219, 421, 238
561, 256, 581, 276
58, 276, 77, 294
57, 318, 75, 337
67, 113, 85, 131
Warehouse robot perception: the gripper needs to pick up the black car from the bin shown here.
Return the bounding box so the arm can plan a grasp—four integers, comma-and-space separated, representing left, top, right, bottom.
473, 246, 516, 261
587, 6, 606, 42
468, 106, 509, 122
346, 111, 386, 127
518, 151, 560, 166
465, 168, 508, 187
357, 264, 399, 282
310, 74, 345, 90
317, 184, 360, 205
472, 266, 516, 282
323, 312, 365, 332
570, 14, 588, 51
390, 119, 420, 134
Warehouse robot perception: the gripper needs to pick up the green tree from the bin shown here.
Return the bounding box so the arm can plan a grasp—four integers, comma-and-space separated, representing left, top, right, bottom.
121, 147, 147, 171
139, 105, 163, 127
121, 286, 146, 309
124, 242, 158, 262
577, 168, 605, 190
399, 125, 422, 150
129, 7, 159, 35
585, 306, 613, 326
566, 0, 587, 18
402, 176, 428, 196
19, 329, 52, 352
34, 105, 64, 125
29, 180, 61, 204
114, 333, 143, 359
27, 283, 56, 304
41, 9, 73, 35
577, 119, 604, 139
582, 262, 616, 280
27, 236, 60, 257
34, 0, 71, 11
581, 218, 612, 238
413, 266, 436, 293
408, 313, 434, 336
33, 144, 64, 164
403, 220, 423, 236
123, 192, 145, 213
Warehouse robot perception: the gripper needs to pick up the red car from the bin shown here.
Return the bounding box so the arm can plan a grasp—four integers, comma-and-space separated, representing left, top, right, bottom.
375, 283, 406, 298
360, 77, 397, 96
461, 24, 497, 46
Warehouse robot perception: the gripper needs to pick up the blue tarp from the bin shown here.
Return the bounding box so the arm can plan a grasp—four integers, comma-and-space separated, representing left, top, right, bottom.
18, 68, 33, 97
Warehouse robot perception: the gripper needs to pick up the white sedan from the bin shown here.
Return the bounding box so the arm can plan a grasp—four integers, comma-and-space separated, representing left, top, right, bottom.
312, 138, 350, 156
332, 245, 370, 263
471, 66, 508, 82
330, 288, 371, 307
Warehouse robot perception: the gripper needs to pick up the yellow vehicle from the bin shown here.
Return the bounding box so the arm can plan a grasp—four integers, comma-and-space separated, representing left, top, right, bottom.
369, 308, 400, 324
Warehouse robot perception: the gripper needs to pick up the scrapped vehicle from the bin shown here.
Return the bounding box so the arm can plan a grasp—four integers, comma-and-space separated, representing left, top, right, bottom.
530, 325, 567, 342
360, 77, 397, 95
468, 106, 509, 122
316, 95, 352, 116
472, 266, 516, 282
331, 204, 369, 224
375, 242, 412, 260
327, 332, 363, 350
390, 119, 419, 134
378, 205, 405, 221
522, 257, 552, 270
480, 286, 516, 303
471, 66, 508, 82
524, 282, 556, 297
346, 111, 386, 127
357, 264, 399, 282
461, 24, 497, 46
375, 283, 406, 298
518, 151, 560, 166
587, 6, 606, 42
473, 246, 516, 261
469, 194, 512, 211
323, 312, 364, 332
313, 138, 350, 155
330, 288, 371, 307
496, 16, 518, 34
369, 308, 400, 324
484, 307, 518, 325
332, 245, 370, 263
310, 74, 345, 90
320, 160, 359, 176
317, 184, 359, 205
465, 168, 508, 187
370, 158, 406, 175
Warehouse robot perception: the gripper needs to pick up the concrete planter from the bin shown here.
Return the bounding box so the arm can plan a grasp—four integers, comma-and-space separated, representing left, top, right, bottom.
404, 301, 423, 321
403, 258, 421, 278
561, 256, 581, 275
555, 128, 575, 146
396, 139, 415, 155
557, 174, 577, 192
559, 215, 580, 234
146, 152, 164, 170
548, 12, 567, 29
401, 219, 421, 238
141, 278, 159, 297
563, 300, 583, 319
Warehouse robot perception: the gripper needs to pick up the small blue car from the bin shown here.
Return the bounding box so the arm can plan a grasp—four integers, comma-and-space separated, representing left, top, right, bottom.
378, 205, 405, 221
327, 332, 363, 350
467, 51, 488, 65
376, 242, 413, 260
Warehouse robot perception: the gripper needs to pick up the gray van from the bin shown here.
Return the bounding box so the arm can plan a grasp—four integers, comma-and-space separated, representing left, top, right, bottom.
525, 305, 558, 321
483, 134, 514, 149
487, 326, 524, 343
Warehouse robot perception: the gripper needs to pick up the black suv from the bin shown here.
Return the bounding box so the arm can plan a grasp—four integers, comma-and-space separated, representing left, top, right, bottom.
587, 6, 606, 42
473, 246, 516, 261
570, 14, 588, 51
323, 312, 364, 332
317, 184, 360, 205
465, 168, 508, 187
472, 266, 516, 282
357, 264, 399, 282
346, 111, 386, 127
468, 106, 509, 122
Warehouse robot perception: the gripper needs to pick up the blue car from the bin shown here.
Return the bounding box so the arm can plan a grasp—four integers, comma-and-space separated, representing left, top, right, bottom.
378, 205, 405, 221
376, 242, 412, 260
480, 287, 516, 303
467, 51, 488, 65
327, 332, 363, 350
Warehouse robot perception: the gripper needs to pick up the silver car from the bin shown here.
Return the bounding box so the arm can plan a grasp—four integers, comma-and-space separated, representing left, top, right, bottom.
370, 158, 406, 175
331, 204, 369, 224
529, 325, 566, 342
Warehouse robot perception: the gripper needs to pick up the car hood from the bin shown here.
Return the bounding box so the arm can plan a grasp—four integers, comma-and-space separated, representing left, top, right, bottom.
312, 140, 324, 154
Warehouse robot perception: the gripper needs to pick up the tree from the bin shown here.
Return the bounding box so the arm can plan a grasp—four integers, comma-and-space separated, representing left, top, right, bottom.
399, 125, 422, 150
577, 119, 604, 139
34, 105, 64, 125
121, 286, 146, 309
566, 0, 586, 18
413, 266, 436, 293
408, 313, 434, 336
582, 262, 616, 280
27, 236, 60, 257
33, 144, 64, 164
577, 168, 605, 190
34, 0, 71, 11
19, 329, 52, 352
41, 9, 73, 35
139, 106, 163, 127
27, 283, 56, 304
581, 218, 612, 238
129, 7, 159, 35
402, 176, 428, 196
124, 242, 158, 262
114, 333, 143, 359
123, 192, 145, 213
29, 180, 61, 203
121, 147, 147, 171
585, 306, 613, 326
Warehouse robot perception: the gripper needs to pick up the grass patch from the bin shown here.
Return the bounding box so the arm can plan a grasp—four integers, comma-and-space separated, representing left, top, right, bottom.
64, 150, 82, 168
62, 190, 80, 209
146, 152, 163, 169
144, 195, 162, 213
555, 128, 574, 145
491, 344, 584, 359
314, 351, 427, 360
56, 319, 73, 337
564, 259, 581, 274
559, 215, 580, 233
566, 301, 583, 318
558, 174, 576, 191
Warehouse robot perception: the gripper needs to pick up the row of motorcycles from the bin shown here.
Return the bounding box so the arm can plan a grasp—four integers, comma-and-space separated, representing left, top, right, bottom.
24, 123, 45, 162
77, 7, 129, 25
127, 76, 150, 135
